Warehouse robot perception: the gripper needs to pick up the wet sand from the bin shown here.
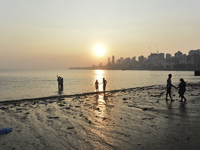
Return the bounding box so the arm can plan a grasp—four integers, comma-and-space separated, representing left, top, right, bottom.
0, 82, 200, 150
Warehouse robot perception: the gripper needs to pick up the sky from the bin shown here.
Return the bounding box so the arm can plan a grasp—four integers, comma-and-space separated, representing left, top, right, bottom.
0, 0, 200, 69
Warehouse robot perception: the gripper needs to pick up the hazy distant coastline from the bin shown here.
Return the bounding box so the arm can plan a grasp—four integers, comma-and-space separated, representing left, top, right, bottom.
68, 67, 198, 71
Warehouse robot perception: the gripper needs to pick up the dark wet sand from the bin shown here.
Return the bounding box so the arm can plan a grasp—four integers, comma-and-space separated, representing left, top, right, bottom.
0, 82, 200, 150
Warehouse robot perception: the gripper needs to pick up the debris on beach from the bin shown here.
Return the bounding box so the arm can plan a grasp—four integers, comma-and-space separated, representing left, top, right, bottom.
0, 106, 9, 110
0, 127, 13, 134
47, 115, 59, 119
67, 127, 75, 129
143, 107, 154, 111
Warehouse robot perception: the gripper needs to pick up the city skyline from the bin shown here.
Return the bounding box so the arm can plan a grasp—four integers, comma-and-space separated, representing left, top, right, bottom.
1, 0, 200, 69
79, 48, 200, 70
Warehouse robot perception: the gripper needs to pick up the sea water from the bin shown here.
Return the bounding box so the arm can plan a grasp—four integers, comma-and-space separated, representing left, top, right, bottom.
0, 69, 199, 101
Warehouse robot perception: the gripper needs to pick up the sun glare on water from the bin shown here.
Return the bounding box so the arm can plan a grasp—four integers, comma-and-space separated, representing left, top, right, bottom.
93, 45, 106, 57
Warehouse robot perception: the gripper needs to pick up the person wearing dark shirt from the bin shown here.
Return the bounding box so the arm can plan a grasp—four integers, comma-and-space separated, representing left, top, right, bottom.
95, 80, 99, 92
178, 78, 187, 102
166, 74, 177, 101
103, 78, 107, 92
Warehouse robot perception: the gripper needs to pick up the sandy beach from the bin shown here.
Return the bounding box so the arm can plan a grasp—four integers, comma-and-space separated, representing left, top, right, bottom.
0, 82, 200, 150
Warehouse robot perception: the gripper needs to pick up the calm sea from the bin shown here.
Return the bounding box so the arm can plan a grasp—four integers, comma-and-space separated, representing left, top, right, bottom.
0, 69, 199, 101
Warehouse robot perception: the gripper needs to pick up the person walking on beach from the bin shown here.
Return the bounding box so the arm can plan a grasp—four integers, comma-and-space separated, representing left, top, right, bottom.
166, 74, 177, 101
95, 80, 99, 92
103, 78, 107, 92
178, 78, 187, 102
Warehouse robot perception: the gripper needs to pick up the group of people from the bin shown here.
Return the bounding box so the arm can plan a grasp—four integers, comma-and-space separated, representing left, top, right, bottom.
95, 78, 107, 92
57, 74, 186, 102
57, 75, 107, 93
166, 74, 187, 102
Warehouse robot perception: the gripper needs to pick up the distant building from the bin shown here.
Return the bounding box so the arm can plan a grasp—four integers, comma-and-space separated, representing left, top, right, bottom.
107, 57, 111, 67
138, 55, 145, 65
108, 57, 111, 64
131, 57, 136, 65
181, 54, 187, 64
116, 59, 120, 65
125, 57, 131, 64
120, 57, 124, 65
112, 55, 115, 65
189, 49, 200, 56
157, 53, 164, 61
166, 53, 171, 59
148, 53, 157, 63
132, 57, 136, 62
175, 51, 182, 58
188, 50, 200, 66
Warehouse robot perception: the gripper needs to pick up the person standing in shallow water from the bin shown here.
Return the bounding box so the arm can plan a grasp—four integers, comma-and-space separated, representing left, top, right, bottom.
103, 78, 107, 92
57, 75, 63, 91
166, 74, 177, 101
179, 78, 187, 102
95, 80, 99, 92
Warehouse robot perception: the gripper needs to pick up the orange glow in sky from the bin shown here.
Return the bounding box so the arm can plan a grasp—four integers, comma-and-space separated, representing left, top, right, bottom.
0, 1, 200, 69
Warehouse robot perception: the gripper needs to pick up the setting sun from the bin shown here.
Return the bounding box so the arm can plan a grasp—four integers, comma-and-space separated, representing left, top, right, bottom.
93, 45, 106, 57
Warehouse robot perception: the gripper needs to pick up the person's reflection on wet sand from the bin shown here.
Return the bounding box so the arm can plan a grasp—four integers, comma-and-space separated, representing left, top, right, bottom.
95, 93, 99, 103
179, 101, 187, 115
103, 93, 107, 101
166, 101, 173, 110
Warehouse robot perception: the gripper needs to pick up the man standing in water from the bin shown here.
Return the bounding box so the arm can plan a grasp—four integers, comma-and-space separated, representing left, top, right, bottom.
166, 74, 177, 101
57, 75, 63, 91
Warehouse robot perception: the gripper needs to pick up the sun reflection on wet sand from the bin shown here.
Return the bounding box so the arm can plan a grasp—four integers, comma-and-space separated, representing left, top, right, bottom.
95, 94, 107, 119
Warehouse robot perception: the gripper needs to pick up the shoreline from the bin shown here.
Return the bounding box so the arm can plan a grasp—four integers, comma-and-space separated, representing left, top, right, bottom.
0, 84, 174, 104
0, 85, 162, 104
0, 82, 200, 149
1, 82, 199, 104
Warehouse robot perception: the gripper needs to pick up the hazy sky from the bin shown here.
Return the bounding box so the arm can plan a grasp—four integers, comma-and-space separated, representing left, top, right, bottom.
0, 0, 200, 69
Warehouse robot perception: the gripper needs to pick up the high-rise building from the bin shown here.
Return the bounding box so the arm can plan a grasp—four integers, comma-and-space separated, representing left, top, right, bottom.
120, 57, 124, 65
181, 54, 187, 64
125, 57, 131, 64
112, 55, 115, 65
139, 55, 145, 64
132, 57, 136, 61
108, 57, 111, 64
166, 53, 171, 59
189, 49, 200, 55
157, 53, 164, 60
148, 53, 157, 62
175, 51, 182, 58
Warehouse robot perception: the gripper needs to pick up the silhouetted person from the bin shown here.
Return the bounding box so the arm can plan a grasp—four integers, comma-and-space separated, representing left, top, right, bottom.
60, 77, 63, 90
95, 80, 99, 92
57, 75, 63, 91
166, 74, 176, 101
178, 78, 187, 102
103, 78, 107, 92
